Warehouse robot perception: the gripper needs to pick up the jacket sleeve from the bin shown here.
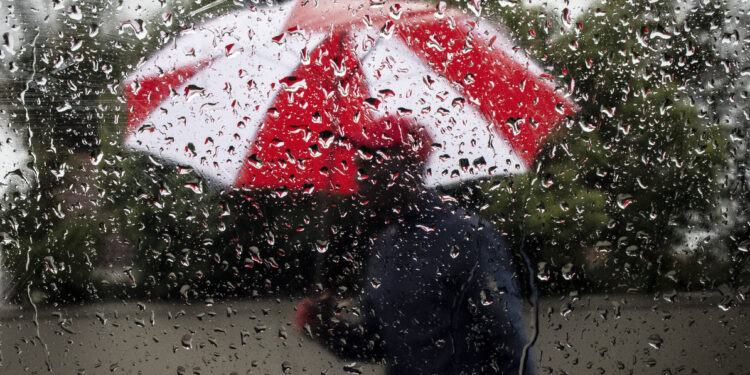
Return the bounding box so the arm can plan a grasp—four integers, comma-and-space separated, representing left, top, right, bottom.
461, 227, 536, 374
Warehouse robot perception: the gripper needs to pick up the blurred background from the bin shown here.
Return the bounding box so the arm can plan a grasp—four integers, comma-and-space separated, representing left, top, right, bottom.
0, 0, 748, 373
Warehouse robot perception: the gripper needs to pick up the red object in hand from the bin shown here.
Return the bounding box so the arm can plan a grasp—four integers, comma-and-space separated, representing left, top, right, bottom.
295, 298, 319, 332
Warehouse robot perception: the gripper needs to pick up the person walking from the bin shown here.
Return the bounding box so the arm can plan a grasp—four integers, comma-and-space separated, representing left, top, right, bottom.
296, 148, 534, 375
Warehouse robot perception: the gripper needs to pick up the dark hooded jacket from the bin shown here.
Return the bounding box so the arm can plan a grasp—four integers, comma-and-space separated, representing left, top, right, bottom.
317, 194, 533, 375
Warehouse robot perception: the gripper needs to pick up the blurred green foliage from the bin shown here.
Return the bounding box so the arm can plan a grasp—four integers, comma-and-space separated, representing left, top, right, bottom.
469, 0, 729, 293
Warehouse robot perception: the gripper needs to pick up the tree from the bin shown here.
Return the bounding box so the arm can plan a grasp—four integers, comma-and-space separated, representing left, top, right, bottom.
463, 0, 729, 294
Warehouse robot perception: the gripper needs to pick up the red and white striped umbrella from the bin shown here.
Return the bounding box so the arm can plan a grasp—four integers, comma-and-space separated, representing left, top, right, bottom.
124, 0, 576, 194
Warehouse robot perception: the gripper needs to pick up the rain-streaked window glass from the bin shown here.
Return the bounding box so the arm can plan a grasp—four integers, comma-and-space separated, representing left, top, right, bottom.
0, 0, 747, 373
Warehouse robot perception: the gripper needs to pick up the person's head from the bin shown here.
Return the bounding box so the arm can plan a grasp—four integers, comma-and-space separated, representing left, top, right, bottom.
357, 146, 426, 212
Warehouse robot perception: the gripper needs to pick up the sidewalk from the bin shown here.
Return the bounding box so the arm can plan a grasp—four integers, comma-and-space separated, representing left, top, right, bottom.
1, 293, 747, 374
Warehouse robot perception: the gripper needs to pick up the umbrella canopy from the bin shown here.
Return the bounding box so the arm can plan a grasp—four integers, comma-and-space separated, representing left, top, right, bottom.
124, 0, 576, 193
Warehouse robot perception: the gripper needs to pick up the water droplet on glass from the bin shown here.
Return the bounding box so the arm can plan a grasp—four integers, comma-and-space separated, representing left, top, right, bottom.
737, 240, 750, 253
537, 262, 550, 281
370, 0, 386, 8
315, 240, 329, 253
435, 1, 447, 18
181, 333, 193, 349
56, 103, 72, 112
389, 4, 403, 19
68, 5, 83, 21
617, 194, 634, 209
648, 334, 664, 349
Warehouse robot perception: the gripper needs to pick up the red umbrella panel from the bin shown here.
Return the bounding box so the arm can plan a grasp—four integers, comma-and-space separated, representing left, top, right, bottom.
124, 0, 577, 193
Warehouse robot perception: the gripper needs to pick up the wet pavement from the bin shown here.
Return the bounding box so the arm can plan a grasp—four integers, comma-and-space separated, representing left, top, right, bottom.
0, 293, 747, 374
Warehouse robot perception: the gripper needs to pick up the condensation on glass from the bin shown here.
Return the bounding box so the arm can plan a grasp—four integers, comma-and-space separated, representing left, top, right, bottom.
0, 0, 747, 374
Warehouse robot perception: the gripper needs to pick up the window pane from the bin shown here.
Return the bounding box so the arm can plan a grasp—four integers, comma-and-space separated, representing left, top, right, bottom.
1, 0, 747, 374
